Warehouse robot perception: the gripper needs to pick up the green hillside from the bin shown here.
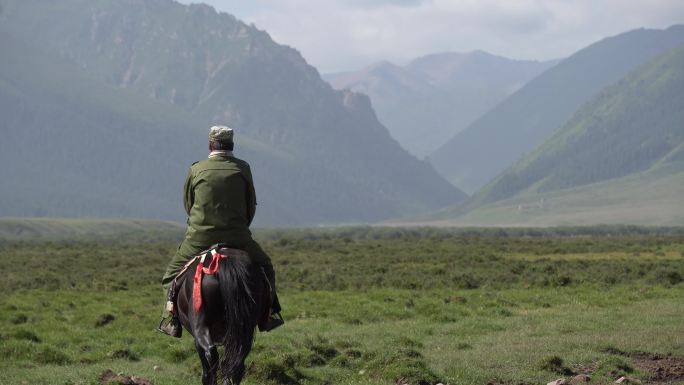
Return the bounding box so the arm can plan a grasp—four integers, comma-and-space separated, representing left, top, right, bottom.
0, 27, 203, 220
430, 25, 684, 194
0, 26, 292, 223
474, 43, 684, 207
0, 0, 464, 225
417, 44, 684, 227
419, 161, 684, 226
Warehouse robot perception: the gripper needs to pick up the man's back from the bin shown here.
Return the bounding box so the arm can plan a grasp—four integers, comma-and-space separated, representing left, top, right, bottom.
159, 125, 283, 337
184, 155, 256, 246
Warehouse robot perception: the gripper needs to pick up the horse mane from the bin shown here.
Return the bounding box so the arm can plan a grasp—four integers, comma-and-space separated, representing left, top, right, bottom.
217, 254, 263, 380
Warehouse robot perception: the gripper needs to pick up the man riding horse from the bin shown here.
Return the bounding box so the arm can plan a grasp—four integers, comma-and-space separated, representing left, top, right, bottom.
158, 125, 284, 337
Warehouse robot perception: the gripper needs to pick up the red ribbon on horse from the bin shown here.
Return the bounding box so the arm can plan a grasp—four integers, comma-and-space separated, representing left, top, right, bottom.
193, 249, 230, 313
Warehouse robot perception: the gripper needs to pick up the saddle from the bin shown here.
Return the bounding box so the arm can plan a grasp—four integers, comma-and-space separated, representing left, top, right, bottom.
166, 244, 273, 320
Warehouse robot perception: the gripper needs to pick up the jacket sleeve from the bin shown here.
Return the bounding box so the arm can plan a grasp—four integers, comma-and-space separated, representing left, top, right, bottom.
243, 165, 257, 226
183, 168, 194, 216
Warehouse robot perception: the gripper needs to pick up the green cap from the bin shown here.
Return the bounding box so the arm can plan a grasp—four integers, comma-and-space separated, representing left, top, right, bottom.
209, 125, 234, 143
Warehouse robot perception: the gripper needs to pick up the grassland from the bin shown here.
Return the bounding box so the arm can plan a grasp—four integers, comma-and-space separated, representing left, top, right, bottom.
1, 224, 683, 385
0, 218, 184, 242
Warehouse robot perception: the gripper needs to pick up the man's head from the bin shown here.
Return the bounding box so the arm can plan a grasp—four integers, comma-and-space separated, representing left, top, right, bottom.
209, 125, 234, 151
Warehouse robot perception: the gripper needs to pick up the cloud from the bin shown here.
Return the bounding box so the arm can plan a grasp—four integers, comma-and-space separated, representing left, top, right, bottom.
181, 0, 684, 72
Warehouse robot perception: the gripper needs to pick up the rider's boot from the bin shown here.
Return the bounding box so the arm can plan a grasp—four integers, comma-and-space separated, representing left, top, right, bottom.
259, 268, 284, 332
158, 315, 182, 338
259, 293, 284, 332
158, 282, 183, 338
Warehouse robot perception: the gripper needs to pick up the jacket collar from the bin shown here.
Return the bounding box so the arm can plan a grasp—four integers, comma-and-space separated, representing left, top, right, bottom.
208, 150, 234, 158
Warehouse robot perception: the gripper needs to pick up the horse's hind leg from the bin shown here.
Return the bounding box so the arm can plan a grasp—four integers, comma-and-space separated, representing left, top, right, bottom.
195, 333, 218, 385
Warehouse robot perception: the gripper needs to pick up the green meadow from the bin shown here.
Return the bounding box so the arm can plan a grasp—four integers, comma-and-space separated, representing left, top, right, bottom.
1, 223, 683, 385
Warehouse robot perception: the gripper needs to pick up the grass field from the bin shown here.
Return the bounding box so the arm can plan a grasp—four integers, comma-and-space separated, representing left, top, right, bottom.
1, 224, 683, 385
0, 218, 183, 242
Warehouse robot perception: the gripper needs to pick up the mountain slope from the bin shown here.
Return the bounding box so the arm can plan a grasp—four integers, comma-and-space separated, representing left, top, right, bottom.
416, 161, 684, 227
0, 0, 465, 225
474, 43, 684, 206
413, 43, 684, 226
430, 25, 684, 193
325, 51, 556, 157
0, 27, 304, 222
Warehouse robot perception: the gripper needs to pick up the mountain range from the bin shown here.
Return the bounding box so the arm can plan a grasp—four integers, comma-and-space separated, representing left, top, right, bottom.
0, 0, 465, 225
325, 51, 557, 157
477, 43, 684, 205
429, 25, 684, 194
417, 40, 684, 226
2, 0, 681, 227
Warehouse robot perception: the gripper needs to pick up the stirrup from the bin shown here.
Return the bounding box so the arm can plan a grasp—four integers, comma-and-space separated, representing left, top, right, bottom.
259, 312, 284, 332
158, 316, 182, 338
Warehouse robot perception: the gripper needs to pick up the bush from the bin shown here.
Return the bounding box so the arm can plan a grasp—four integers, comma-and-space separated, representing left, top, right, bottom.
13, 329, 40, 343
35, 346, 72, 365
539, 355, 574, 375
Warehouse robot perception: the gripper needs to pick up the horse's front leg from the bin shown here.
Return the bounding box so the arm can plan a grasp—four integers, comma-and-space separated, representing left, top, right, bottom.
231, 362, 246, 385
195, 335, 218, 385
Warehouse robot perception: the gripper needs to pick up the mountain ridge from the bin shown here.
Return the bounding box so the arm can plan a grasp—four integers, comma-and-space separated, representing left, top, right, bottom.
414, 42, 684, 226
472, 42, 684, 207
325, 50, 557, 157
430, 25, 684, 194
0, 0, 465, 225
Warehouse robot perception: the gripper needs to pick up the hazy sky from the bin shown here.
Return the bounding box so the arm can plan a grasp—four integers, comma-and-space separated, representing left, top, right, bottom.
178, 0, 684, 73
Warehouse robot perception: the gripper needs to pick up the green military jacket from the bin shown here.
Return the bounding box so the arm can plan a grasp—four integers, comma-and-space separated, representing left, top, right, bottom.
182, 155, 256, 246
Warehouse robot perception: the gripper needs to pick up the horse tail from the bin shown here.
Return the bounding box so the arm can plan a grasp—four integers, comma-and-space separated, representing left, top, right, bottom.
217, 254, 261, 381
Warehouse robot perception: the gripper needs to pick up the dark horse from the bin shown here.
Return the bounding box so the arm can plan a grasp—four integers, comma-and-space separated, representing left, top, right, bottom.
175, 248, 268, 385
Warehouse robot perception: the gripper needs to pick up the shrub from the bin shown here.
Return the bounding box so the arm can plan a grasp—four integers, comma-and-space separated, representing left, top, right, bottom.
539, 355, 574, 375
35, 346, 72, 365
13, 329, 40, 343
